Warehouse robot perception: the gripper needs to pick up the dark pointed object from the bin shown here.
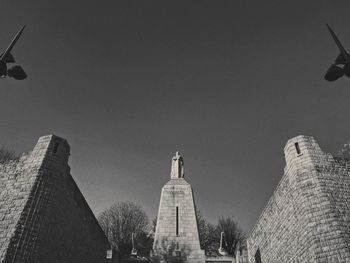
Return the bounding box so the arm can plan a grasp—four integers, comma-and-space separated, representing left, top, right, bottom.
0, 26, 27, 80
1, 25, 25, 64
324, 24, 350, 81
326, 24, 349, 63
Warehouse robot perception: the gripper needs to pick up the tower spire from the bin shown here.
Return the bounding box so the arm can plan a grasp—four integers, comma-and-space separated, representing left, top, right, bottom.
171, 151, 184, 179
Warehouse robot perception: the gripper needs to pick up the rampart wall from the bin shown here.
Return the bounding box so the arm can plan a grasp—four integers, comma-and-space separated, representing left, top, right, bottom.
0, 135, 109, 263
247, 135, 350, 262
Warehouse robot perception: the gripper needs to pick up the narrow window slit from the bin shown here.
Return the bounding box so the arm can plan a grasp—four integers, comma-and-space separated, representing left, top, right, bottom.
176, 206, 179, 236
295, 142, 301, 155
53, 142, 59, 154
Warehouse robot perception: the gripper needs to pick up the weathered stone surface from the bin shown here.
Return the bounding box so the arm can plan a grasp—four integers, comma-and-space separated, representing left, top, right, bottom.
248, 135, 350, 262
152, 152, 205, 263
0, 135, 109, 263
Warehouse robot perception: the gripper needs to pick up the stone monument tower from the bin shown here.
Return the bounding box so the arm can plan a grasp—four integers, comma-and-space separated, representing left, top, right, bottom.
152, 152, 205, 263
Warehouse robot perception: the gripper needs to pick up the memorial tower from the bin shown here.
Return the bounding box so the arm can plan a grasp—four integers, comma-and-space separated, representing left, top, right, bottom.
152, 152, 205, 263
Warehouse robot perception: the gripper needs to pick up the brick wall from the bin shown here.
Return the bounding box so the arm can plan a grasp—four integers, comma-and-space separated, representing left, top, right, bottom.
0, 135, 109, 263
247, 135, 350, 262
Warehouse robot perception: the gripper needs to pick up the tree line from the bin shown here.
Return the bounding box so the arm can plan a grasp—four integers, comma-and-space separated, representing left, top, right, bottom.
98, 201, 245, 259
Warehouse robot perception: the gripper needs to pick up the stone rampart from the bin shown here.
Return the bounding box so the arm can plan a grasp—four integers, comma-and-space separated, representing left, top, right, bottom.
0, 135, 109, 263
247, 135, 350, 262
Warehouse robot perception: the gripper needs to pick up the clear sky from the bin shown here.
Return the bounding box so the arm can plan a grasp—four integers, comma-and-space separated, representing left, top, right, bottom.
2, 0, 350, 232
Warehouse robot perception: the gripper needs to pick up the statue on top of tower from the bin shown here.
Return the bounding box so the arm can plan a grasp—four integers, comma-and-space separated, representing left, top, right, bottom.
171, 151, 184, 179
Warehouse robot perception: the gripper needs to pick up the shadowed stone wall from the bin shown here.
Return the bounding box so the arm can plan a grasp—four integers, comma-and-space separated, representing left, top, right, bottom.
247, 135, 350, 262
0, 135, 109, 263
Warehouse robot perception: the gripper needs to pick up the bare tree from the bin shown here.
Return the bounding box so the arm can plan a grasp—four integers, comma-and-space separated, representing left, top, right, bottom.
217, 216, 246, 256
197, 211, 220, 255
98, 201, 151, 257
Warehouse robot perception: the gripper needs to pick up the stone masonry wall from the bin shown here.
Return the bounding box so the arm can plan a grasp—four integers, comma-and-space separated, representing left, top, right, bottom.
247, 135, 350, 262
0, 154, 34, 261
0, 135, 109, 263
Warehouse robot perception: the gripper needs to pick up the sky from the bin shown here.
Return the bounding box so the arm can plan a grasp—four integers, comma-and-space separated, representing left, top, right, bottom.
1, 0, 350, 233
